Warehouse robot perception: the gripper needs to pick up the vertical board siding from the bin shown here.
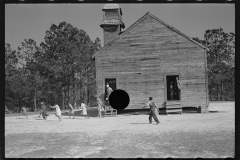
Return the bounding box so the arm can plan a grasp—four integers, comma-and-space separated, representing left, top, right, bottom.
96, 15, 207, 110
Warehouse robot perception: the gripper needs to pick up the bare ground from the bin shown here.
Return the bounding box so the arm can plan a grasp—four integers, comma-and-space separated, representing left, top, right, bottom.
5, 102, 235, 158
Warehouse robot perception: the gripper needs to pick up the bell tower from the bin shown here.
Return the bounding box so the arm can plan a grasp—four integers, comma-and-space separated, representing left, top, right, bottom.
100, 4, 125, 46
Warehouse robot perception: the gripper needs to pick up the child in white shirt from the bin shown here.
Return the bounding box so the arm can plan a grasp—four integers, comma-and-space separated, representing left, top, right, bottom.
50, 104, 62, 121
81, 103, 90, 119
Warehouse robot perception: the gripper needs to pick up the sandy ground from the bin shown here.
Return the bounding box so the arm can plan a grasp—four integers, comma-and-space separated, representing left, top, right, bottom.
5, 102, 235, 158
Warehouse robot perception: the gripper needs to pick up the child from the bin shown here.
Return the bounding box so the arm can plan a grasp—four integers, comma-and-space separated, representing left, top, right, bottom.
68, 103, 75, 119
38, 106, 42, 118
81, 103, 90, 119
50, 104, 62, 121
40, 102, 48, 120
21, 106, 28, 119
143, 97, 160, 125
97, 98, 105, 118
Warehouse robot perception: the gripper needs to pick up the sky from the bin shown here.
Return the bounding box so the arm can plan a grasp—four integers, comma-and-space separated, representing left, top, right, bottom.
5, 3, 235, 51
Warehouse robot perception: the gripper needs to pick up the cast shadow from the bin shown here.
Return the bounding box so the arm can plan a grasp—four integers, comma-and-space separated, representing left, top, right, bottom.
209, 111, 226, 113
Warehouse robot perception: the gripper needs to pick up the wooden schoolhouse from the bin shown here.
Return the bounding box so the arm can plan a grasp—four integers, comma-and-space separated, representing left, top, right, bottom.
92, 4, 209, 113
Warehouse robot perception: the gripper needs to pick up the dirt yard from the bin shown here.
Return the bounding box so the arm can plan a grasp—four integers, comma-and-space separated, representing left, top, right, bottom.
5, 102, 235, 158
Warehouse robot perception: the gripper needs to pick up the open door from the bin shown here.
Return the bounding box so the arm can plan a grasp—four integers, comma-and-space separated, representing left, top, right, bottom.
104, 78, 117, 106
165, 74, 181, 101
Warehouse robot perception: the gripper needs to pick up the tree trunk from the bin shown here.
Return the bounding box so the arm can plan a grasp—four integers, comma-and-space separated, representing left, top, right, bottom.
79, 79, 83, 104
18, 96, 21, 113
217, 80, 220, 101
62, 87, 65, 110
84, 85, 87, 104
50, 92, 53, 106
221, 81, 224, 101
67, 84, 70, 105
87, 87, 90, 106
34, 87, 37, 111
73, 83, 76, 109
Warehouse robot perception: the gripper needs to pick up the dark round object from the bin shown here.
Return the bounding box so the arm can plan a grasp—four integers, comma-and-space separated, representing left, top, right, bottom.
109, 89, 130, 110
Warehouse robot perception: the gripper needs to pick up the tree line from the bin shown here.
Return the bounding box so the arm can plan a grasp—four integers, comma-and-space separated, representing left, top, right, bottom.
5, 22, 101, 112
5, 23, 235, 113
193, 28, 235, 101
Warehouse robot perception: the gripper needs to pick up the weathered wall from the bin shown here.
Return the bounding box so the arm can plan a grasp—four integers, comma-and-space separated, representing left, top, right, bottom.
103, 26, 120, 46
96, 15, 208, 112
103, 9, 121, 45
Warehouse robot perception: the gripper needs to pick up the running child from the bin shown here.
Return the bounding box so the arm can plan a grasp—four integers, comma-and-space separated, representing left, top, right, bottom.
40, 102, 48, 120
68, 103, 75, 119
81, 103, 90, 119
97, 98, 105, 118
21, 106, 28, 119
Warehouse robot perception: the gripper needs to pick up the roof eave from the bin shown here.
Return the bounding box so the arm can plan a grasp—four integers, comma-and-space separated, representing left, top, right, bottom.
189, 38, 209, 51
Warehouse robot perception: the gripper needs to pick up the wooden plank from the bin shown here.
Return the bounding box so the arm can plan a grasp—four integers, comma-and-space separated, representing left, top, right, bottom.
166, 106, 182, 109
166, 109, 182, 113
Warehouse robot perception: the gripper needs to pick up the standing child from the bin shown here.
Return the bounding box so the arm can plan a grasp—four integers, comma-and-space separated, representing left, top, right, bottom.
40, 102, 48, 120
50, 104, 62, 121
68, 103, 75, 119
105, 83, 113, 105
21, 106, 28, 119
81, 103, 90, 119
97, 98, 105, 118
38, 106, 42, 118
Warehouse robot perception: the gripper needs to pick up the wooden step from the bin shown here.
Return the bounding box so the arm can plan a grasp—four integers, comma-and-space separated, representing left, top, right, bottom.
160, 108, 182, 115
105, 110, 112, 114
104, 109, 117, 116
166, 109, 182, 115
112, 109, 117, 114
163, 104, 182, 109
166, 109, 182, 113
166, 106, 182, 109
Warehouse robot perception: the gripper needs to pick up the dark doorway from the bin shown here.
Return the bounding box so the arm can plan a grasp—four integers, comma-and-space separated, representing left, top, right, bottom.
105, 78, 116, 91
104, 78, 117, 106
166, 75, 180, 101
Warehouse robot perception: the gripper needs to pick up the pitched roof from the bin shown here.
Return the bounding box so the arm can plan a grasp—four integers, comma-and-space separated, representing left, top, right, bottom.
92, 12, 208, 59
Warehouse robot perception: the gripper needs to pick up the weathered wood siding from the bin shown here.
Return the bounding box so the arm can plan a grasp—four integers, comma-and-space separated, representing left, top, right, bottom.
103, 26, 120, 46
103, 9, 121, 45
96, 15, 208, 112
104, 9, 119, 20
